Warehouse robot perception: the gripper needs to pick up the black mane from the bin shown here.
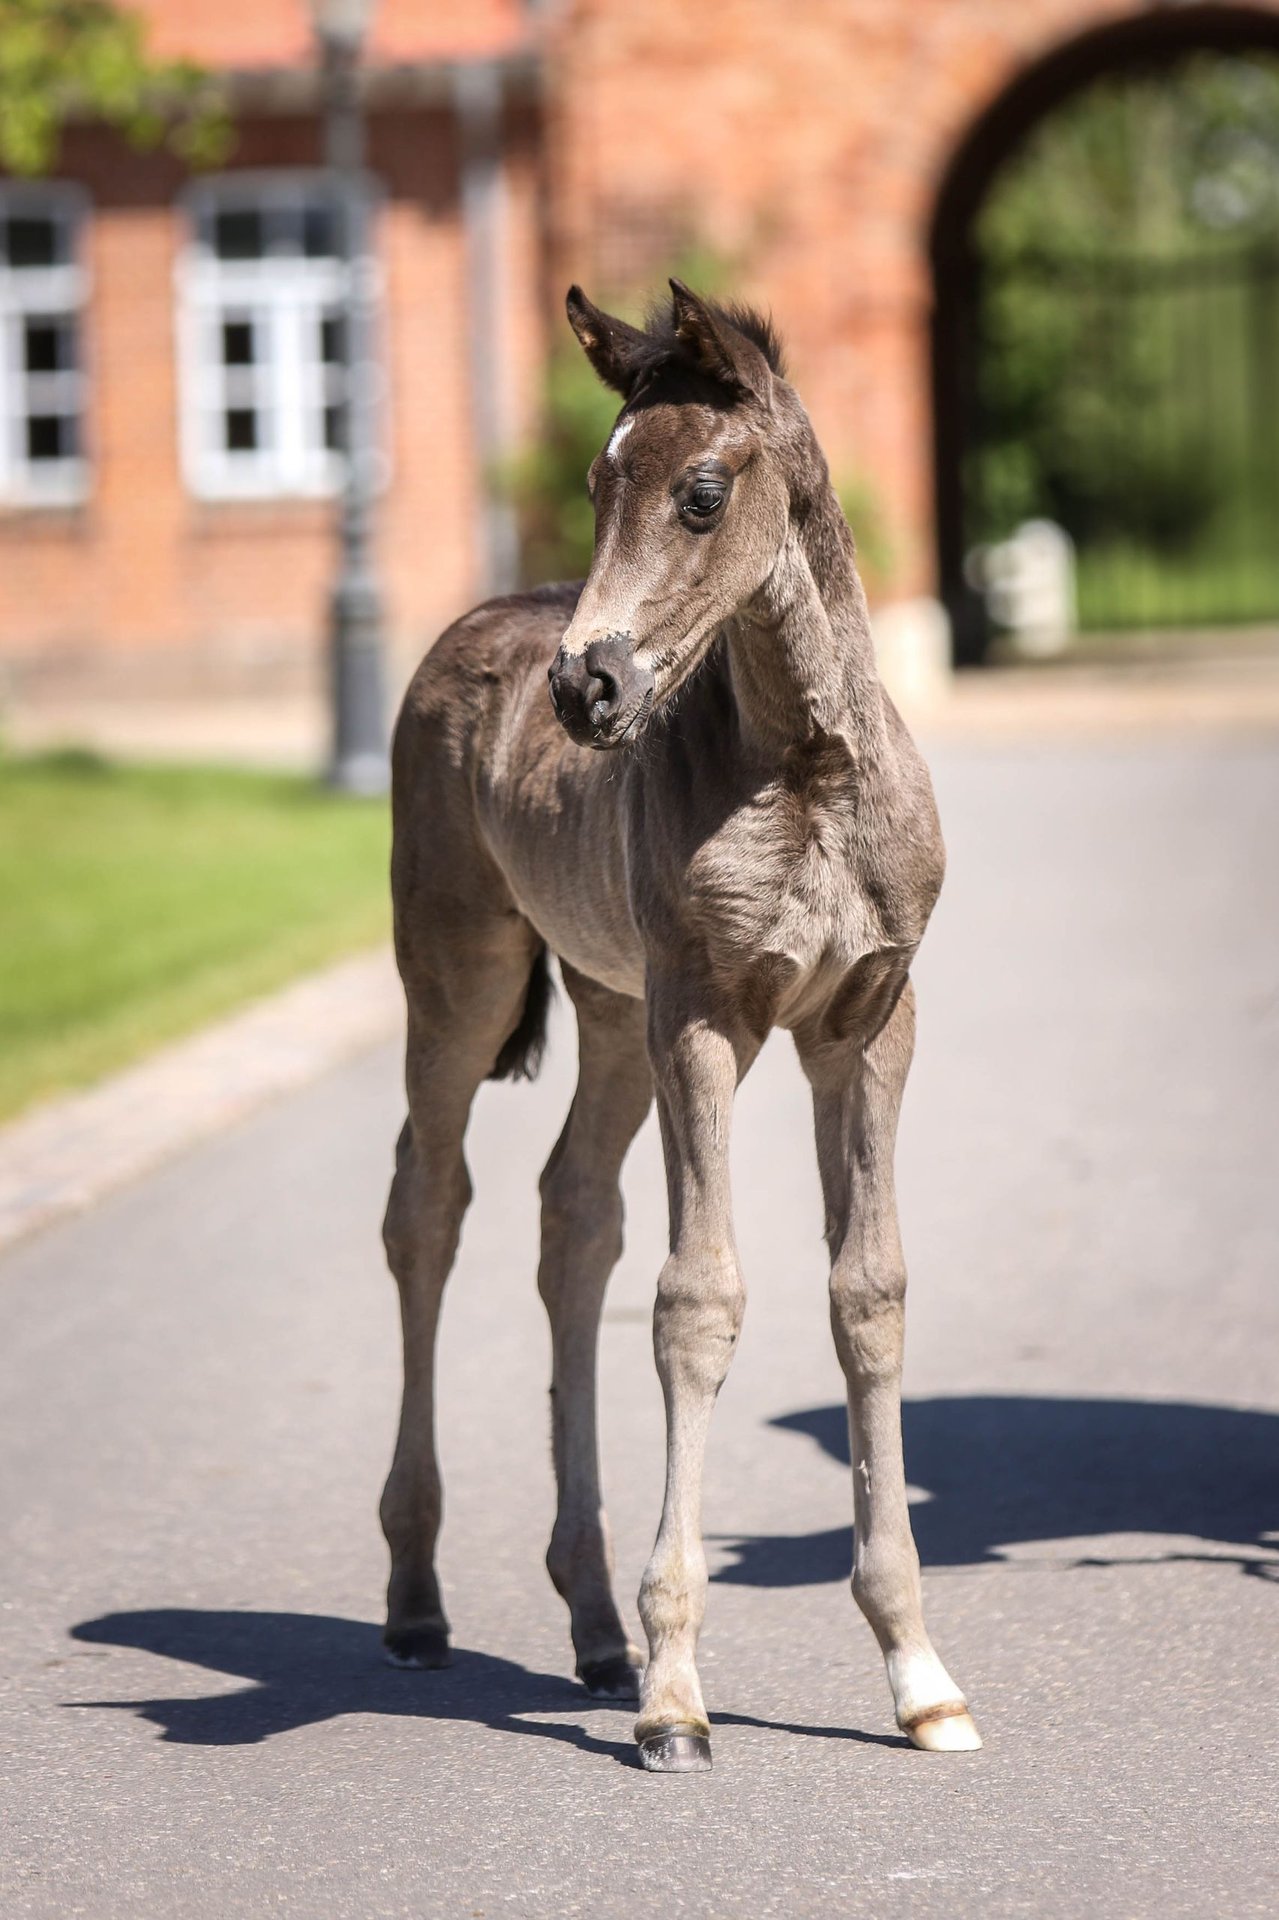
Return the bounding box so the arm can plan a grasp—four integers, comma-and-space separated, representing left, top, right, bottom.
642, 296, 787, 380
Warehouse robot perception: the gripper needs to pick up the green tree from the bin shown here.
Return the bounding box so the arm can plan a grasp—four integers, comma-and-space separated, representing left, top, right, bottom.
980, 53, 1279, 264
0, 0, 229, 176
502, 342, 614, 586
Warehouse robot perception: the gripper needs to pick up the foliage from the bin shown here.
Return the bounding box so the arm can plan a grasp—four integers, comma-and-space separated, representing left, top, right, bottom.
0, 752, 388, 1121
835, 471, 893, 594
971, 52, 1279, 628
502, 342, 615, 586
980, 53, 1279, 264
0, 0, 230, 176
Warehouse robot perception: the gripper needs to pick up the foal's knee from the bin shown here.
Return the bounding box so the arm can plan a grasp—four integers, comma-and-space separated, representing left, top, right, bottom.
653, 1251, 745, 1396
828, 1259, 907, 1378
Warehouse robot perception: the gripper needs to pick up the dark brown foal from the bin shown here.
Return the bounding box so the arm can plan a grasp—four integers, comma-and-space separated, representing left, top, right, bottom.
380, 281, 980, 1771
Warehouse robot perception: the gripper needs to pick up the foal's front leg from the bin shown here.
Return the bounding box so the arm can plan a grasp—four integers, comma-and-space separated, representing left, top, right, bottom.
636, 994, 755, 1773
798, 982, 981, 1752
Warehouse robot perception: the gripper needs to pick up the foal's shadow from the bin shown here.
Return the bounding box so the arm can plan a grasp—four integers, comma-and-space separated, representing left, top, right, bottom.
67, 1612, 649, 1758
66, 1610, 904, 1755
67, 1394, 1276, 1755
712, 1394, 1279, 1588
68, 1612, 637, 1760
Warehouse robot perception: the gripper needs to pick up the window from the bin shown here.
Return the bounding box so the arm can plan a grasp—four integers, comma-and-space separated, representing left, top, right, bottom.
0, 187, 88, 506
177, 176, 379, 500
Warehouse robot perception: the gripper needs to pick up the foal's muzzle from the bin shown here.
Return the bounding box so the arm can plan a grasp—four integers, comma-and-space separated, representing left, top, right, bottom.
547, 634, 655, 750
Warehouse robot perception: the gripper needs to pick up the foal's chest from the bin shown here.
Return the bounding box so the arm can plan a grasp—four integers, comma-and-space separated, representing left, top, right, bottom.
668, 767, 918, 1023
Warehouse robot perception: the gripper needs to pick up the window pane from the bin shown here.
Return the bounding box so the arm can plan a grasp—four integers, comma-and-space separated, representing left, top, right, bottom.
24, 318, 73, 373
7, 215, 60, 269
213, 209, 265, 260
320, 315, 346, 366
27, 413, 77, 461
179, 183, 374, 498
221, 320, 255, 367
303, 202, 337, 259
323, 403, 346, 453
225, 408, 259, 452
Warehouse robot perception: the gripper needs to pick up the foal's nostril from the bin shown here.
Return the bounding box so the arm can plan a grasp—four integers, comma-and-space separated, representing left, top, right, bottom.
549, 635, 646, 744
586, 668, 619, 728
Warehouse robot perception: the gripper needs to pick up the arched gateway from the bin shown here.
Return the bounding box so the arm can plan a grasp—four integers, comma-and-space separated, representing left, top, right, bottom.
932, 5, 1279, 663
549, 0, 1279, 671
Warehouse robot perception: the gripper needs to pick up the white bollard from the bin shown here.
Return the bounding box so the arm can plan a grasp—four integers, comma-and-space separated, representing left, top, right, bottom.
870, 597, 954, 710
967, 519, 1077, 658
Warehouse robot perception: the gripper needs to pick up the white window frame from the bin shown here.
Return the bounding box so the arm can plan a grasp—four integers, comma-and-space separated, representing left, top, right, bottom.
176, 171, 385, 503
0, 183, 90, 508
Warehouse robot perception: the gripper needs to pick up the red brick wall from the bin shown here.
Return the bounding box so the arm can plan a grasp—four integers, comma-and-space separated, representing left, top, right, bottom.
545, 0, 1279, 604
0, 100, 544, 696
9, 0, 1279, 696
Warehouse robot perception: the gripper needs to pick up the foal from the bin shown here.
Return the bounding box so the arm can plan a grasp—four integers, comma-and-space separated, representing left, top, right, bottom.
380, 280, 980, 1771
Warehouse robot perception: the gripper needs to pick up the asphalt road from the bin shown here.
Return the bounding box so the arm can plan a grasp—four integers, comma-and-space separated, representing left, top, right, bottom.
2, 740, 1277, 1919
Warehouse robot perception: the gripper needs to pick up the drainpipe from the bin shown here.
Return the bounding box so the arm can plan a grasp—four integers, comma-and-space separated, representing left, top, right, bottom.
455, 59, 520, 597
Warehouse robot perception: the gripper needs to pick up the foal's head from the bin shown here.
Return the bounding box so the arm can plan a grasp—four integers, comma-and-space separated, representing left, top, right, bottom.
548, 279, 813, 751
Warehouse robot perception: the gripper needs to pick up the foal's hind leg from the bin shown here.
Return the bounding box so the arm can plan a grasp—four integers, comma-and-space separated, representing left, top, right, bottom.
381, 934, 539, 1668
797, 981, 981, 1751
538, 965, 652, 1699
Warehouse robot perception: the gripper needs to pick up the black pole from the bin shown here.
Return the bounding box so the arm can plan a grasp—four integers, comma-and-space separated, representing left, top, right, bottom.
320, 28, 388, 794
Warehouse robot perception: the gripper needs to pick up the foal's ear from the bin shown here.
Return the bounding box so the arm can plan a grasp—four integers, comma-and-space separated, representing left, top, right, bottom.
669, 279, 772, 403
565, 286, 650, 397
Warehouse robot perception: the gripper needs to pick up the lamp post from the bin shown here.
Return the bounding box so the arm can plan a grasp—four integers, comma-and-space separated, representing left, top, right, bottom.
309, 0, 388, 794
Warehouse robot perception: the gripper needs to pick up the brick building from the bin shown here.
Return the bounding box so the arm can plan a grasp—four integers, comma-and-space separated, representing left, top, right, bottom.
2, 0, 1277, 697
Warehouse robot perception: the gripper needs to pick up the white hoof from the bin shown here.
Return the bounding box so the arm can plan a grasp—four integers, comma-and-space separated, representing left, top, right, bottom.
905, 1709, 983, 1753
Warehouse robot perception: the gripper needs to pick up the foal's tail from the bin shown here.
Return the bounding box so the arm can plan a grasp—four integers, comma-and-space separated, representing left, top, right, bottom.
489, 944, 554, 1082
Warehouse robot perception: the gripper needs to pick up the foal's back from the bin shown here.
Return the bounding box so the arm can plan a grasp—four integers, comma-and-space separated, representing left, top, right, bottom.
392, 581, 580, 825
390, 584, 579, 915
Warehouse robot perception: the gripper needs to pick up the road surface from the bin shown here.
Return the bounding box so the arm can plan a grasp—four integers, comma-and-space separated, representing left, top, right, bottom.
2, 740, 1277, 1918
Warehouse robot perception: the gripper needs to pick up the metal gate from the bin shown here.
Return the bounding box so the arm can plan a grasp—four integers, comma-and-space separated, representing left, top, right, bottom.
963, 245, 1279, 639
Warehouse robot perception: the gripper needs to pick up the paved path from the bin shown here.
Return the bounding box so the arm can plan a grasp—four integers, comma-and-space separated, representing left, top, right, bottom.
2, 741, 1277, 1919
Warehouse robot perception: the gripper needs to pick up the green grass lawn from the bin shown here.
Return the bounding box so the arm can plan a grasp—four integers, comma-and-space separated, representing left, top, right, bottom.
0, 751, 391, 1124
1077, 539, 1279, 631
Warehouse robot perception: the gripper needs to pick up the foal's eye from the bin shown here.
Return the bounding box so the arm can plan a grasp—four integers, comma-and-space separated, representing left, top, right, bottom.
682, 484, 725, 520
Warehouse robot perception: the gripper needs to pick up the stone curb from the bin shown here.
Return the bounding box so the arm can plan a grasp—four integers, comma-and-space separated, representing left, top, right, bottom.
0, 946, 402, 1255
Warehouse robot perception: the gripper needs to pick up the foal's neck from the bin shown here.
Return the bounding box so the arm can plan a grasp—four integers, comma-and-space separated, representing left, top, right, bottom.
727, 475, 885, 764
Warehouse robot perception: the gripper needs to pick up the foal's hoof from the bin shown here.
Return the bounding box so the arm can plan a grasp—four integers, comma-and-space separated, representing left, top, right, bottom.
638, 1724, 713, 1773
383, 1625, 451, 1670
578, 1653, 643, 1702
904, 1707, 983, 1753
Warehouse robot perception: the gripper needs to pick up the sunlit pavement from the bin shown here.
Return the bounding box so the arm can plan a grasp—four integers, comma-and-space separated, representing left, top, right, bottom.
2, 738, 1277, 1919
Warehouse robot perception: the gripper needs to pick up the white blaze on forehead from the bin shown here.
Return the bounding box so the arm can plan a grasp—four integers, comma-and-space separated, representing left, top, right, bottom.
558, 413, 646, 658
